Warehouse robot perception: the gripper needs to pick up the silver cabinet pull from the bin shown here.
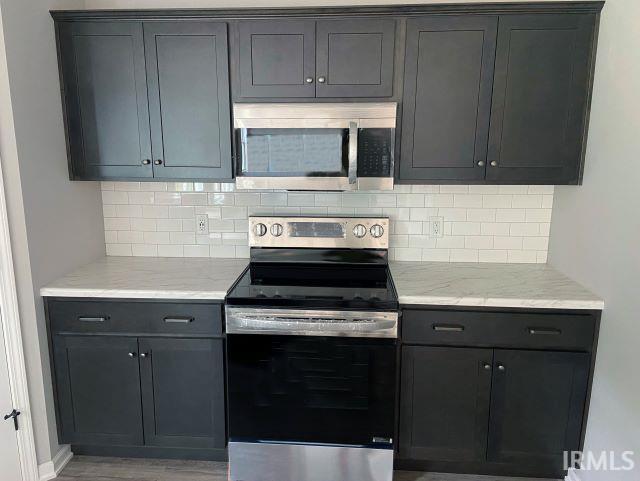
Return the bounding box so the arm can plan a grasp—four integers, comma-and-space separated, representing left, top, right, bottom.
141, 159, 151, 165
490, 160, 498, 167
140, 353, 149, 358
317, 76, 326, 83
305, 77, 314, 83
497, 364, 505, 371
163, 316, 194, 324
153, 159, 163, 165
78, 316, 107, 322
528, 327, 562, 335
432, 324, 464, 332
347, 121, 358, 185
128, 352, 137, 358
477, 160, 485, 167
483, 363, 491, 371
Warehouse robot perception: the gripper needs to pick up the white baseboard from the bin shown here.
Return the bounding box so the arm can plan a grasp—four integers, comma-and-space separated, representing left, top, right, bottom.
38, 445, 73, 481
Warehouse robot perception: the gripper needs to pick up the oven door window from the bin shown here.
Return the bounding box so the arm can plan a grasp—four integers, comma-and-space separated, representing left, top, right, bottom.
237, 128, 349, 177
227, 334, 396, 446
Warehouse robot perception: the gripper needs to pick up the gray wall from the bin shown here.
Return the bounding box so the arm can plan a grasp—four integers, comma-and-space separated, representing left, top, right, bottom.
0, 0, 104, 466
548, 0, 640, 479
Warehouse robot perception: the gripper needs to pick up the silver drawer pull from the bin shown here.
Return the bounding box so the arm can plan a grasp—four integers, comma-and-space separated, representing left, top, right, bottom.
78, 316, 108, 322
433, 324, 465, 332
528, 327, 561, 335
163, 316, 194, 324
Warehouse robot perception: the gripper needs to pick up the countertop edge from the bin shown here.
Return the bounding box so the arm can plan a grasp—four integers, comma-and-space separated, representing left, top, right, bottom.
398, 295, 604, 311
40, 287, 227, 301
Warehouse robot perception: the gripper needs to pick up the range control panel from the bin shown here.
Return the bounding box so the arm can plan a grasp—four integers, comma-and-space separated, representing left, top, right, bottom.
248, 216, 389, 250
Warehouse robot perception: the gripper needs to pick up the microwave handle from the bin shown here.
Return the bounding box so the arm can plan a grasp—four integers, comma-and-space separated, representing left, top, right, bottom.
348, 121, 358, 185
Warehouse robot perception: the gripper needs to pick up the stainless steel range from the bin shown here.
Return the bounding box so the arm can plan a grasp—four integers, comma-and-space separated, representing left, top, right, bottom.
225, 216, 398, 481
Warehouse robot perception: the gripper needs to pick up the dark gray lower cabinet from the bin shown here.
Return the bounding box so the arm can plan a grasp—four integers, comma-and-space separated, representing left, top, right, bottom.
53, 336, 144, 446
139, 338, 225, 449
399, 346, 492, 462
487, 349, 590, 467
398, 308, 599, 478
53, 335, 226, 454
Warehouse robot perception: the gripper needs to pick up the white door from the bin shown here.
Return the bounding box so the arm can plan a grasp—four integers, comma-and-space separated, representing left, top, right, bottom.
0, 311, 23, 481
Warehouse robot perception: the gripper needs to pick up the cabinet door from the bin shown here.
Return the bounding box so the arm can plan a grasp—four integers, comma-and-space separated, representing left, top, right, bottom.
238, 20, 316, 98
52, 336, 143, 445
144, 22, 232, 180
58, 22, 152, 179
315, 19, 395, 98
139, 338, 225, 449
399, 346, 492, 462
487, 14, 596, 183
399, 16, 497, 182
487, 350, 590, 470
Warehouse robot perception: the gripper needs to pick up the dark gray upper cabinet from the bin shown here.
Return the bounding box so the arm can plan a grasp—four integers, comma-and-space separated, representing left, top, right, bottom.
315, 19, 395, 98
58, 21, 153, 179
400, 16, 497, 182
144, 22, 232, 179
238, 20, 316, 98
487, 349, 590, 468
57, 20, 232, 181
399, 346, 492, 463
139, 337, 226, 449
54, 4, 602, 183
238, 18, 395, 98
53, 335, 144, 446
486, 14, 596, 184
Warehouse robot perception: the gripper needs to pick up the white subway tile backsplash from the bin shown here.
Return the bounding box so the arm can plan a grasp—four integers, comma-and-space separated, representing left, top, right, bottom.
102, 183, 552, 263
128, 191, 154, 205
106, 243, 132, 256
450, 249, 479, 262
479, 249, 508, 263
102, 190, 129, 204
158, 245, 183, 257
422, 249, 450, 262
131, 244, 157, 257
154, 192, 182, 205
451, 222, 481, 236
143, 231, 170, 245
130, 218, 157, 232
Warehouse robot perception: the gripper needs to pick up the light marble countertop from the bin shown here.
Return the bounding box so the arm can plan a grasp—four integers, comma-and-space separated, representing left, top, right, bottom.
390, 261, 604, 310
40, 257, 248, 300
41, 256, 604, 310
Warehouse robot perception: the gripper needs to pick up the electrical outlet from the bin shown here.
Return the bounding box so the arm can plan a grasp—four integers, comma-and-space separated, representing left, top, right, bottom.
429, 216, 444, 238
196, 214, 209, 235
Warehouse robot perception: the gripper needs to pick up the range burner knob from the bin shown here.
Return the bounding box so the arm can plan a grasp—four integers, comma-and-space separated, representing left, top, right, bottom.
353, 224, 367, 238
370, 224, 385, 238
253, 223, 267, 237
270, 223, 284, 237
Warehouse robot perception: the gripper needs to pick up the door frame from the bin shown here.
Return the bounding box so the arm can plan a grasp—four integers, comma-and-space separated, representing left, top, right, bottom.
0, 153, 39, 481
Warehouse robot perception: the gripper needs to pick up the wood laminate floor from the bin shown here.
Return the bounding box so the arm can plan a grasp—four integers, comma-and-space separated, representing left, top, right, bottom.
57, 456, 561, 481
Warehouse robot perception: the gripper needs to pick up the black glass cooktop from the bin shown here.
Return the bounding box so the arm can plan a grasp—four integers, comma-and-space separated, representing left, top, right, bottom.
226, 263, 398, 310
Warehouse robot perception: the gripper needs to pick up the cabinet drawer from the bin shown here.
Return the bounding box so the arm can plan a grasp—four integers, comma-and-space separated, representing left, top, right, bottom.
402, 309, 596, 351
48, 299, 223, 337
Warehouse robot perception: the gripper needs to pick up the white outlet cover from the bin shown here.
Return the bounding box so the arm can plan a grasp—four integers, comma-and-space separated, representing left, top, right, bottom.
429, 216, 444, 238
196, 214, 209, 235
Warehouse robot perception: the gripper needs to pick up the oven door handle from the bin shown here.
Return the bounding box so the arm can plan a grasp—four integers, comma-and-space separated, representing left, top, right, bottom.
228, 315, 397, 338
348, 121, 358, 186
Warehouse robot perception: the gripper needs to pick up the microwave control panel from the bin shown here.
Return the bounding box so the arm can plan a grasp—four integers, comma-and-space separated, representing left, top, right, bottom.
357, 128, 393, 177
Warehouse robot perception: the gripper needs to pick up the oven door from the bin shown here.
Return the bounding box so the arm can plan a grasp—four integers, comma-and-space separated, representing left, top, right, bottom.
227, 333, 396, 447
234, 120, 359, 191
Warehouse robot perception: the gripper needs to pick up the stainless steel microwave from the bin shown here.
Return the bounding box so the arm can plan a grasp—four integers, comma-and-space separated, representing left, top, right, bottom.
233, 103, 397, 191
